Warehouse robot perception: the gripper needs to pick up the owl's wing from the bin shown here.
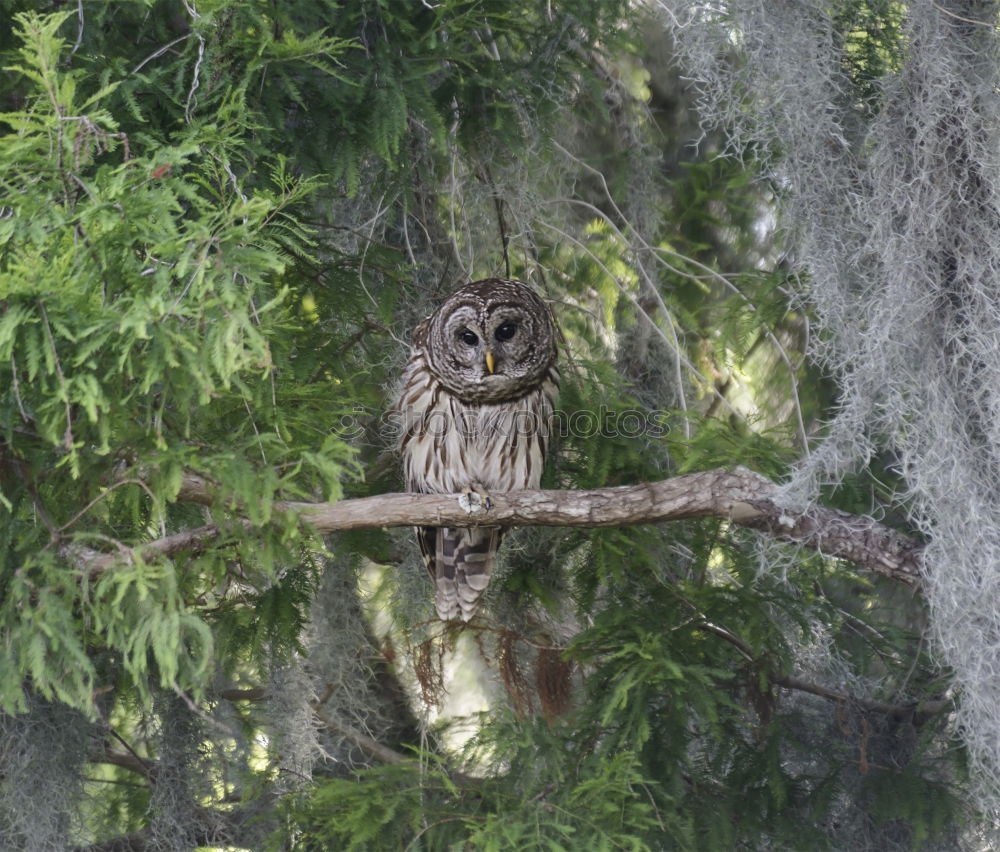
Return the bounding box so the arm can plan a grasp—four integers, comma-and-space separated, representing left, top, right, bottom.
418, 525, 503, 622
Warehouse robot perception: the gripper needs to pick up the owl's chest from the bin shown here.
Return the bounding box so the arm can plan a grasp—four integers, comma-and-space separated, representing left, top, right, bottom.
398, 358, 556, 494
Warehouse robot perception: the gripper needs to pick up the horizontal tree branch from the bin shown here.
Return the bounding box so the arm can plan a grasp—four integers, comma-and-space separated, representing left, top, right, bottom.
81, 467, 923, 585
773, 674, 950, 725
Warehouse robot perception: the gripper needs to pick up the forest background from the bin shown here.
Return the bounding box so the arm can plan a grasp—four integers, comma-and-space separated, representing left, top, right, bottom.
2, 1, 998, 849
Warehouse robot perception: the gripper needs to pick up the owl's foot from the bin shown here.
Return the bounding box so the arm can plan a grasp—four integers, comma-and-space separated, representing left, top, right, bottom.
458, 483, 493, 514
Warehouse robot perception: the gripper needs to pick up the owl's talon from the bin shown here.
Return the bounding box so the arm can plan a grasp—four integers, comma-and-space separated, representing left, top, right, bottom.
473, 483, 493, 511
458, 484, 492, 514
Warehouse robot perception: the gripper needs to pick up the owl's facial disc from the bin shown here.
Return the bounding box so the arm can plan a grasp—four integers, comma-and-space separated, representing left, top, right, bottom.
425, 281, 556, 402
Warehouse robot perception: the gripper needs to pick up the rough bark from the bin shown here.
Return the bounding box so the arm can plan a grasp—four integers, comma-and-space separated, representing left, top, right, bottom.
76, 467, 923, 585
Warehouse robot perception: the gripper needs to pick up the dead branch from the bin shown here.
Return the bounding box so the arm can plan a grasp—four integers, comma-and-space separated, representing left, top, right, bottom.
80, 467, 923, 585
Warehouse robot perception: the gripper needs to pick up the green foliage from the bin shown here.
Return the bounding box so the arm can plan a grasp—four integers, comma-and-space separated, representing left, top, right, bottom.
0, 9, 357, 716
44, 0, 630, 194
278, 732, 659, 851
864, 768, 963, 850
832, 0, 907, 112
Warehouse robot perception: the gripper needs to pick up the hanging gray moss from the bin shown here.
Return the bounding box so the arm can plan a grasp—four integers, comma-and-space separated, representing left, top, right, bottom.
666, 0, 1000, 806
0, 699, 91, 851
146, 694, 221, 851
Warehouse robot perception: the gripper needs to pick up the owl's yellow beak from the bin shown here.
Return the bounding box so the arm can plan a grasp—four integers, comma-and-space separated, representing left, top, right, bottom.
484, 350, 496, 375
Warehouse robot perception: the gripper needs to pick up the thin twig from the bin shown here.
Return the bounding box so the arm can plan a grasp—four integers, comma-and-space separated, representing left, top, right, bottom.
58, 478, 159, 533
773, 674, 950, 724
182, 0, 204, 122
106, 728, 157, 782
930, 1, 996, 27
131, 34, 192, 76
71, 0, 84, 56
696, 619, 949, 723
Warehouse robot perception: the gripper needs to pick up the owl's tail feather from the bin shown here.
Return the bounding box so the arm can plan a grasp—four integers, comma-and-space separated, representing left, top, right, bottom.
420, 526, 502, 622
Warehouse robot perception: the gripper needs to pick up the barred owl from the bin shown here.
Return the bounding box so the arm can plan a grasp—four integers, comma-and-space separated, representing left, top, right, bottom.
397, 278, 560, 621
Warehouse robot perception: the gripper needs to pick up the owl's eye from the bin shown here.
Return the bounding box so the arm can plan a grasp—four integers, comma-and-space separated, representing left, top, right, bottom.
494, 322, 517, 342
459, 329, 479, 346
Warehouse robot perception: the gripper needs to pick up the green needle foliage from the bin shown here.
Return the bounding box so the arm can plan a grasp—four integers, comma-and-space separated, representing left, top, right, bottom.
0, 10, 359, 717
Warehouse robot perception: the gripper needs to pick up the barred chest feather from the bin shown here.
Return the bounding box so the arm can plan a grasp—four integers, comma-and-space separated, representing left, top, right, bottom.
398, 351, 559, 495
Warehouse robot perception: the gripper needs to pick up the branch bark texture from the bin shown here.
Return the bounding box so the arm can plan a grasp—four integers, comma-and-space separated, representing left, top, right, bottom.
83, 467, 923, 585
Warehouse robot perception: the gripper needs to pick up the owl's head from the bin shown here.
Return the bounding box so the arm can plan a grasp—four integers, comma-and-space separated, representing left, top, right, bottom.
421, 278, 557, 403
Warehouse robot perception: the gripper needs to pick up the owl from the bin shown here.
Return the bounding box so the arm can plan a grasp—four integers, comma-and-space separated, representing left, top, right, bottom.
396, 278, 560, 621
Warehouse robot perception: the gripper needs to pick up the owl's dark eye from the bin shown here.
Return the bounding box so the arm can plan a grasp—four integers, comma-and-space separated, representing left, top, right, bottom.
459, 329, 479, 346
494, 322, 517, 342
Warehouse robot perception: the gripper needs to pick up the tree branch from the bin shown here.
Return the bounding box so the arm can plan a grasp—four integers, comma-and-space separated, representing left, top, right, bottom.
772, 674, 950, 725
695, 619, 949, 723
92, 747, 157, 783
82, 467, 923, 585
